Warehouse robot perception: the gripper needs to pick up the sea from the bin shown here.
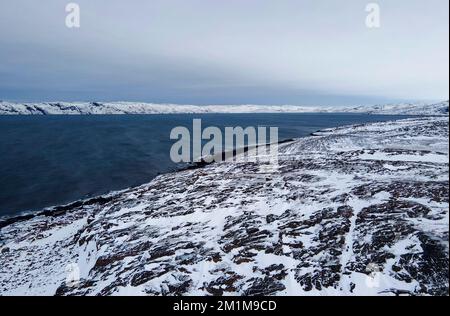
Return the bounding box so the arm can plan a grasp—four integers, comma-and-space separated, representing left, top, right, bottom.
0, 113, 414, 217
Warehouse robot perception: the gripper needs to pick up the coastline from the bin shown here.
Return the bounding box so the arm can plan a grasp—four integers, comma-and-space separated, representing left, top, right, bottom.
0, 112, 427, 228
0, 137, 296, 229
0, 115, 448, 295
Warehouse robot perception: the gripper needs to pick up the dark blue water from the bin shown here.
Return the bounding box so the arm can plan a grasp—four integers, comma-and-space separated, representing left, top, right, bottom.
0, 113, 412, 216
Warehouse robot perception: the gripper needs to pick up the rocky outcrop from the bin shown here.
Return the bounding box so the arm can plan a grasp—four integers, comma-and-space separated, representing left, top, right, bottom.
0, 117, 448, 296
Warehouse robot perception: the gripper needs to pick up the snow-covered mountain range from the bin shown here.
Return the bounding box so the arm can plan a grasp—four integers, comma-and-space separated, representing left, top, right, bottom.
0, 116, 448, 296
0, 100, 448, 116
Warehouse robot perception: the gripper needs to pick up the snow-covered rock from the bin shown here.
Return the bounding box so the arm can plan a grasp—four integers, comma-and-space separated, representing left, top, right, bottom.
0, 100, 448, 116
0, 117, 448, 296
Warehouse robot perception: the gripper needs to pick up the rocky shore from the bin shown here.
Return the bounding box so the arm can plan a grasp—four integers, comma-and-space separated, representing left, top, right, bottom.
0, 116, 448, 296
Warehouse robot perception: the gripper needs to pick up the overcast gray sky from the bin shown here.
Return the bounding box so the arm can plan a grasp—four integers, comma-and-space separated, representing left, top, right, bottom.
0, 0, 448, 105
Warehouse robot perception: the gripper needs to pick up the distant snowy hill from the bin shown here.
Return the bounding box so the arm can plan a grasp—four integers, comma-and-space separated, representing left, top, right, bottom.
0, 100, 448, 116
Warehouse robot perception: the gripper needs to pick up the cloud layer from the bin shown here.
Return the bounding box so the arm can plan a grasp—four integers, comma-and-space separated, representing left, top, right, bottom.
0, 0, 448, 105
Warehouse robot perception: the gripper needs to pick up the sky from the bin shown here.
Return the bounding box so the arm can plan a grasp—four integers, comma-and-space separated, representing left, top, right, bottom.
0, 0, 448, 105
